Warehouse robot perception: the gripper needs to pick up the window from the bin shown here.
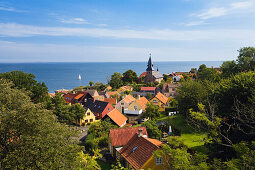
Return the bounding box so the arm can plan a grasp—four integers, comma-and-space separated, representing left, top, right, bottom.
85, 120, 88, 123
121, 103, 124, 105
90, 119, 93, 122
156, 157, 162, 165
153, 100, 157, 103
172, 88, 175, 91
134, 106, 137, 110
108, 108, 111, 111
87, 112, 90, 116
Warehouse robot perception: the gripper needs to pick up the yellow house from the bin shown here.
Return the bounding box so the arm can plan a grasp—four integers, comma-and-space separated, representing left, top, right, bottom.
74, 108, 96, 126
119, 131, 165, 170
125, 96, 149, 124
149, 92, 168, 111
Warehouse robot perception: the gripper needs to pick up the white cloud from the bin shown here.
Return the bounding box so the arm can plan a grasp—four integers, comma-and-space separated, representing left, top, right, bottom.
192, 1, 254, 20
0, 6, 27, 12
184, 20, 207, 26
1, 23, 255, 42
60, 18, 89, 24
197, 7, 227, 20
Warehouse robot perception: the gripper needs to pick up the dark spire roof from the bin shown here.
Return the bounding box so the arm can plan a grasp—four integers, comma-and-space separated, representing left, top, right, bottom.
146, 54, 154, 71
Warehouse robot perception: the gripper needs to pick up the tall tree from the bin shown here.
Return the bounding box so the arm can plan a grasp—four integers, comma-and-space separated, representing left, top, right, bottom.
144, 103, 160, 120
109, 72, 123, 89
122, 69, 138, 84
237, 47, 255, 71
0, 79, 83, 169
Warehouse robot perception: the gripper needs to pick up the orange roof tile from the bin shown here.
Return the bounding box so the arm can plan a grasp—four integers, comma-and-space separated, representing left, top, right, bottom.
123, 95, 136, 104
104, 98, 117, 105
146, 138, 162, 147
119, 135, 161, 170
140, 87, 156, 91
136, 97, 149, 110
107, 91, 120, 97
110, 127, 147, 146
138, 72, 147, 79
155, 92, 168, 104
74, 93, 83, 99
107, 109, 127, 127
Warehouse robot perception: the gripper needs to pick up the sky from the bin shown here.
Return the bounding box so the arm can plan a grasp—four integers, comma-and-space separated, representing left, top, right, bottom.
0, 0, 255, 62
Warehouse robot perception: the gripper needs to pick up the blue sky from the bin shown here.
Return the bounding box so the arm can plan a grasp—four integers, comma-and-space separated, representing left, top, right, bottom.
0, 0, 255, 62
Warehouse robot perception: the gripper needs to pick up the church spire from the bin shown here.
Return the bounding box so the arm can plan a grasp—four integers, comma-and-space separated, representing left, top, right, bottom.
146, 53, 155, 71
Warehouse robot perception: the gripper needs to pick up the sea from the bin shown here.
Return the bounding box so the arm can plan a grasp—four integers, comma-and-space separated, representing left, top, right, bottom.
0, 61, 223, 93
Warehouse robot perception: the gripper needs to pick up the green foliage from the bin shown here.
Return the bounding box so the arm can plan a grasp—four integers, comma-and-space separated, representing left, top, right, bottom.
237, 47, 255, 72
143, 120, 161, 139
144, 103, 160, 120
89, 81, 94, 86
220, 60, 240, 78
197, 64, 220, 82
122, 69, 138, 84
0, 71, 49, 104
109, 72, 123, 89
79, 149, 102, 170
94, 82, 107, 92
0, 79, 83, 169
190, 68, 197, 73
85, 120, 117, 152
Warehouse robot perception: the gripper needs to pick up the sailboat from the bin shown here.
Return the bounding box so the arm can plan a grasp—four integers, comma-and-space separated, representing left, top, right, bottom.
78, 74, 81, 80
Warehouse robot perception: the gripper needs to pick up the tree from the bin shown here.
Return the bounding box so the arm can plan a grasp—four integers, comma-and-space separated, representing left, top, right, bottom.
144, 103, 160, 120
0, 71, 49, 104
143, 120, 161, 139
237, 47, 255, 71
109, 72, 123, 89
122, 70, 138, 84
190, 68, 197, 73
220, 60, 239, 78
0, 79, 83, 169
197, 64, 220, 82
89, 81, 94, 86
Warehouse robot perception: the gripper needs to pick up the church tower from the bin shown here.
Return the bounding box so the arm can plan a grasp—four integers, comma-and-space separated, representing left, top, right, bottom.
144, 54, 155, 83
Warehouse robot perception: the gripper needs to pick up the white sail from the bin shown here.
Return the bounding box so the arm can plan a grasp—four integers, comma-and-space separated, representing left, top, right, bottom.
78, 74, 81, 80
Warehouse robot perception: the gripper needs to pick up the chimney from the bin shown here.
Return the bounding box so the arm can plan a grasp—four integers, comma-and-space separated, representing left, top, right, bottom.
138, 129, 143, 137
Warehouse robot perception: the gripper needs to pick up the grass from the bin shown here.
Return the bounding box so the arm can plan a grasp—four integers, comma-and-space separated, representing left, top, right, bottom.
156, 114, 209, 154
97, 160, 111, 170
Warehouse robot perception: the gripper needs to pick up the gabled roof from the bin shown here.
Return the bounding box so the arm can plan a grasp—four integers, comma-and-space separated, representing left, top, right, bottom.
154, 92, 168, 104
83, 100, 109, 115
107, 109, 127, 127
74, 93, 84, 100
136, 97, 149, 110
104, 98, 117, 105
106, 91, 120, 97
153, 71, 163, 79
138, 72, 147, 79
140, 87, 156, 91
86, 90, 99, 97
119, 134, 162, 170
123, 95, 136, 104
109, 126, 147, 146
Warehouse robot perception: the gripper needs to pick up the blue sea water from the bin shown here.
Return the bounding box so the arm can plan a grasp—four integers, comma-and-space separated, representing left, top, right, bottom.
0, 61, 222, 93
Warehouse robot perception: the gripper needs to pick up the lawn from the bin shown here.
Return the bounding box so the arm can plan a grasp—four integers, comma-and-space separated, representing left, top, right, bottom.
156, 114, 209, 154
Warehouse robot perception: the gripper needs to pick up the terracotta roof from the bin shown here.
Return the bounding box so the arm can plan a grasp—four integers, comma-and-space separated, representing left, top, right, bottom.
140, 87, 156, 91
107, 109, 127, 127
154, 92, 168, 104
138, 72, 147, 79
74, 93, 83, 99
107, 91, 120, 97
110, 126, 147, 146
119, 135, 162, 170
63, 93, 76, 103
146, 138, 162, 147
136, 97, 149, 110
123, 95, 136, 104
104, 98, 117, 105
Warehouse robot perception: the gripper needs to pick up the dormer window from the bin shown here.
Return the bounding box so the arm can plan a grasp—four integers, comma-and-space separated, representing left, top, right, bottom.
156, 157, 162, 165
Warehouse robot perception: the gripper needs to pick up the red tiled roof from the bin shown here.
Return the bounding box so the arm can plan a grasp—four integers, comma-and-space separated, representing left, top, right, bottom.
119, 135, 162, 170
63, 93, 76, 103
104, 98, 117, 105
107, 109, 127, 127
74, 93, 83, 100
123, 95, 136, 104
136, 97, 149, 110
110, 126, 147, 146
138, 72, 147, 79
154, 92, 168, 104
107, 91, 120, 97
141, 87, 156, 91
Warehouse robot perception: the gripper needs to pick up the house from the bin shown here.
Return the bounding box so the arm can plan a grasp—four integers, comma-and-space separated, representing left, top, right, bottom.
149, 92, 168, 111
103, 109, 127, 127
143, 55, 164, 84
115, 95, 136, 113
83, 100, 114, 119
119, 129, 164, 170
55, 88, 70, 94
74, 108, 96, 126
85, 89, 105, 101
109, 127, 148, 159
162, 83, 179, 97
140, 87, 160, 95
131, 91, 148, 98
105, 91, 120, 99
124, 96, 149, 124
63, 92, 93, 105
117, 86, 133, 93
104, 85, 112, 92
